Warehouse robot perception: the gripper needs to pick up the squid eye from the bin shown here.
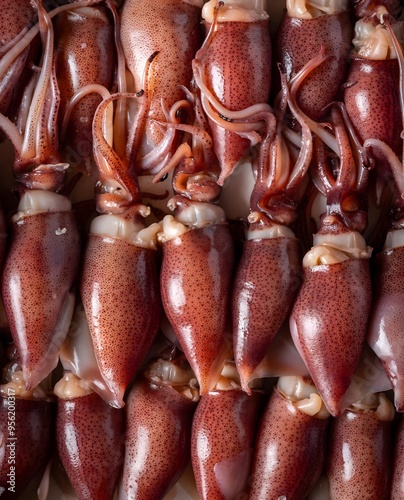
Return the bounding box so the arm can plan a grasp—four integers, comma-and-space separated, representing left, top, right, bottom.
160, 173, 168, 182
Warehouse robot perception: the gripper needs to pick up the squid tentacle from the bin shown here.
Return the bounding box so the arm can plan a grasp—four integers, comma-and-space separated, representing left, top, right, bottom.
92, 91, 150, 213
0, 0, 103, 83
60, 84, 112, 143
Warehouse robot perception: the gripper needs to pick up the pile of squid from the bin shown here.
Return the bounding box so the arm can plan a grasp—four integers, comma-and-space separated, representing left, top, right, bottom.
1, 0, 404, 498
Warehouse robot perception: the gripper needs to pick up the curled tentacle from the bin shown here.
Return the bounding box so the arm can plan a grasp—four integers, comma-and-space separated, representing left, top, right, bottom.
364, 138, 404, 212
192, 57, 271, 184
60, 84, 112, 143
80, 85, 162, 407
344, 12, 403, 202
273, 0, 353, 120
377, 16, 404, 173
193, 0, 272, 183
0, 1, 103, 84
283, 51, 372, 232
285, 46, 341, 155
135, 99, 191, 175
192, 59, 272, 127
17, 3, 60, 173
287, 54, 374, 413
91, 91, 151, 213
126, 51, 160, 171
0, 1, 82, 389
317, 106, 370, 232
0, 38, 37, 121
55, 2, 115, 174
0, 1, 101, 192
105, 0, 128, 160
232, 51, 333, 392
0, 0, 36, 59
152, 83, 221, 202
120, 0, 203, 176
251, 51, 327, 226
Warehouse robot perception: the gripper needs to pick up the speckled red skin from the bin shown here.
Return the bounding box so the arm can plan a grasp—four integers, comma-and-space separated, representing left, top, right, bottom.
249, 389, 328, 500
1, 211, 81, 389
232, 237, 301, 392
0, 396, 55, 499
202, 20, 271, 183
57, 392, 124, 500
392, 415, 404, 499
191, 389, 262, 500
123, 376, 197, 499
326, 408, 393, 499
273, 11, 353, 120
120, 0, 202, 164
368, 246, 404, 410
0, 0, 38, 117
0, 0, 35, 51
55, 6, 115, 168
0, 51, 29, 117
344, 58, 401, 179
290, 258, 372, 416
80, 235, 162, 407
160, 224, 235, 395
0, 206, 7, 271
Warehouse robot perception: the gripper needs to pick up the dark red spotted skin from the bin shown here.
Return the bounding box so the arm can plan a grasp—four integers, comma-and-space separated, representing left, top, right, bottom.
120, 0, 202, 163
0, 396, 55, 498
0, 0, 39, 117
1, 211, 81, 389
392, 415, 404, 499
327, 407, 393, 499
160, 224, 235, 395
55, 5, 115, 169
80, 235, 162, 407
57, 392, 124, 500
191, 389, 262, 500
368, 246, 404, 410
232, 236, 301, 392
0, 51, 30, 117
273, 11, 353, 120
201, 20, 271, 183
290, 258, 372, 416
0, 0, 35, 50
249, 389, 328, 500
344, 58, 401, 179
0, 205, 7, 271
123, 376, 197, 499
